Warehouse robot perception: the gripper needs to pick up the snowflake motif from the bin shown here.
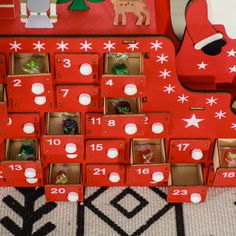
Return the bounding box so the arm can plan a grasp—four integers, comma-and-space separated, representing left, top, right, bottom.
231, 123, 236, 131
80, 40, 92, 52
33, 41, 45, 52
177, 94, 189, 104
103, 40, 116, 51
206, 96, 218, 106
229, 65, 236, 73
164, 84, 175, 94
127, 43, 139, 51
159, 69, 171, 79
197, 62, 208, 70
183, 114, 204, 128
150, 40, 163, 51
56, 41, 69, 52
156, 53, 168, 64
215, 110, 226, 120
227, 49, 236, 57
9, 41, 22, 52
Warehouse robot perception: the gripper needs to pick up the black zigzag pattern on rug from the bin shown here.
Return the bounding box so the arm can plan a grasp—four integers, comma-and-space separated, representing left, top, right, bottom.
0, 188, 57, 236
77, 187, 185, 236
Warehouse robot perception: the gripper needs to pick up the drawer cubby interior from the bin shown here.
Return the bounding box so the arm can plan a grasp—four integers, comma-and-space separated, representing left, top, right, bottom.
104, 53, 143, 75
131, 139, 166, 165
214, 139, 236, 168
104, 98, 141, 115
5, 139, 39, 161
46, 112, 81, 135
171, 164, 203, 186
49, 164, 81, 185
11, 53, 50, 75
0, 84, 5, 103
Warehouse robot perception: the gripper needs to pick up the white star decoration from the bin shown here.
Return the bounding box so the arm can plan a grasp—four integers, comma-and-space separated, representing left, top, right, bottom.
164, 84, 175, 94
227, 49, 236, 57
56, 41, 69, 52
150, 40, 163, 51
104, 41, 116, 51
127, 43, 139, 51
156, 53, 168, 64
215, 110, 226, 120
206, 96, 218, 106
197, 62, 208, 70
9, 41, 22, 52
33, 41, 45, 52
159, 69, 171, 79
229, 65, 236, 73
231, 123, 236, 130
183, 114, 204, 128
80, 40, 92, 52
177, 94, 189, 104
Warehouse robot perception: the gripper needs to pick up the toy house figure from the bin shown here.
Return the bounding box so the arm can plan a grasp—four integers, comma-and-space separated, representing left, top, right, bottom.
19, 0, 57, 28
176, 0, 236, 88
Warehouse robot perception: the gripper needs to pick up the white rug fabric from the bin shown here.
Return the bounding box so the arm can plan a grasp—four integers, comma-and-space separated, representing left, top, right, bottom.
0, 187, 235, 236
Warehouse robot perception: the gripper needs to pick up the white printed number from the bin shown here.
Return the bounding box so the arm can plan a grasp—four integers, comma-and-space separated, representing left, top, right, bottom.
7, 118, 12, 126
46, 139, 61, 146
137, 168, 149, 175
173, 190, 188, 196
108, 120, 116, 127
177, 144, 190, 151
222, 172, 236, 178
13, 79, 22, 87
9, 165, 22, 171
90, 144, 103, 151
93, 168, 106, 175
106, 79, 113, 86
63, 59, 71, 68
91, 117, 101, 125
51, 188, 66, 194
61, 89, 69, 97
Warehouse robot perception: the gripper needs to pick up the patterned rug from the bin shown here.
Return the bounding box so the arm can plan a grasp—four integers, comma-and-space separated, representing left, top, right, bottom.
0, 187, 235, 236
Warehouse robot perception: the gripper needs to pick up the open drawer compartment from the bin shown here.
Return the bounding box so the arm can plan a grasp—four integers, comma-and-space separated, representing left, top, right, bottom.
45, 164, 84, 202
0, 84, 8, 124
126, 139, 170, 186
167, 164, 208, 203
2, 139, 43, 182
42, 112, 84, 163
212, 139, 236, 186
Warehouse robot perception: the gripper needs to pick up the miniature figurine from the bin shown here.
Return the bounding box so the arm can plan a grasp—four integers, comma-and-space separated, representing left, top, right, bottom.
109, 53, 129, 75
17, 140, 35, 161
20, 0, 57, 28
55, 170, 69, 184
22, 59, 41, 74
224, 148, 236, 167
113, 100, 132, 114
110, 0, 150, 26
135, 144, 155, 164
63, 118, 78, 135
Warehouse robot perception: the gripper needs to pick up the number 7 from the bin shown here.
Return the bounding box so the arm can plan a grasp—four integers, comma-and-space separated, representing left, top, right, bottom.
61, 89, 69, 97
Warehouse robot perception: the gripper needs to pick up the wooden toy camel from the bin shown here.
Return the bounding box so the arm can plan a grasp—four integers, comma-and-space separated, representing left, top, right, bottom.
111, 0, 150, 26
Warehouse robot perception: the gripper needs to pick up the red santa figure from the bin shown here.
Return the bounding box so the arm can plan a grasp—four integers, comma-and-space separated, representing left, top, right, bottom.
176, 0, 236, 90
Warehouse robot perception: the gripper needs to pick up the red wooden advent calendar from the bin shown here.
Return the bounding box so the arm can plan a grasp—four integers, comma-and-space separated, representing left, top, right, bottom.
0, 0, 236, 203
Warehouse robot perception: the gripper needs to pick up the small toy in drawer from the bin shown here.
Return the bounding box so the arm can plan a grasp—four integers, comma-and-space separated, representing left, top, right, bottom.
104, 98, 141, 115
223, 148, 236, 167
17, 139, 35, 161
134, 143, 156, 164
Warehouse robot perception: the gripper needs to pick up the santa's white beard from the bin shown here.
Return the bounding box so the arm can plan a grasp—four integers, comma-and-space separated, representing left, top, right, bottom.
207, 0, 236, 39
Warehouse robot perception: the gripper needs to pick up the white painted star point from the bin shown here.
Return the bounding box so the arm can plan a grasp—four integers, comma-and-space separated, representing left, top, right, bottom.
80, 40, 92, 52
183, 114, 204, 128
33, 41, 45, 52
197, 62, 208, 70
10, 41, 22, 52
56, 41, 69, 52
150, 40, 163, 51
156, 53, 168, 64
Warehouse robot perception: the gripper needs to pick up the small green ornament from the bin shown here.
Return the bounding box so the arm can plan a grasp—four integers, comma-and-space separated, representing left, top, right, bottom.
55, 171, 69, 184
17, 140, 35, 161
112, 62, 129, 75
22, 59, 41, 74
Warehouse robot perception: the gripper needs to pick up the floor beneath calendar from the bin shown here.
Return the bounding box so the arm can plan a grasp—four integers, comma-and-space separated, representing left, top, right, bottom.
0, 187, 235, 236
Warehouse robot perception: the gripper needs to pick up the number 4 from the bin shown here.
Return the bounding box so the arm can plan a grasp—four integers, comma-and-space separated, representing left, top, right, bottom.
106, 79, 113, 86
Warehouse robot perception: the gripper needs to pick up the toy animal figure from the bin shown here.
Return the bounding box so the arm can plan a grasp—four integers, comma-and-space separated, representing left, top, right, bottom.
110, 0, 150, 26
20, 0, 57, 28
176, 0, 236, 89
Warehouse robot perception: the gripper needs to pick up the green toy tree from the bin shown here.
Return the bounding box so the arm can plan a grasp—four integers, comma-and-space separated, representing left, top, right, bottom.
57, 0, 104, 11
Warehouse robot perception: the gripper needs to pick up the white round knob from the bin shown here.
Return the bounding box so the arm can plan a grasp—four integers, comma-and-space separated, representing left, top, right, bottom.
191, 149, 203, 160
31, 83, 45, 95
124, 84, 137, 96
152, 123, 164, 134
107, 148, 119, 159
190, 193, 202, 204
80, 63, 93, 76
66, 154, 78, 159
109, 172, 120, 183
124, 123, 137, 135
23, 123, 35, 134
26, 178, 38, 184
65, 143, 77, 154
24, 168, 36, 178
34, 96, 46, 105
79, 93, 91, 105
152, 172, 164, 182
67, 192, 79, 202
